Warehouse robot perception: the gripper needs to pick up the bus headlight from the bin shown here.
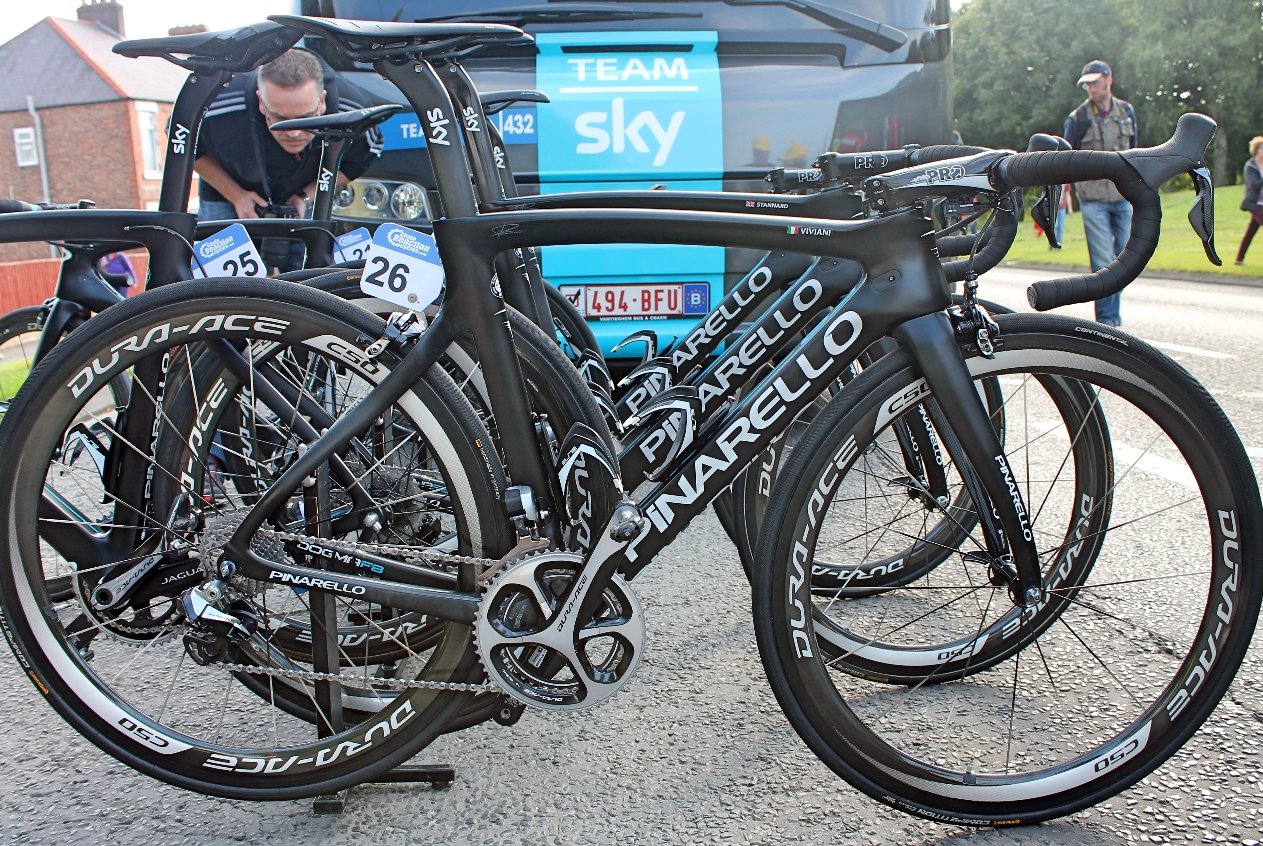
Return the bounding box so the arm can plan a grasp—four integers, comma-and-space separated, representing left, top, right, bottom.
333, 183, 355, 210
362, 182, 389, 211
390, 182, 426, 220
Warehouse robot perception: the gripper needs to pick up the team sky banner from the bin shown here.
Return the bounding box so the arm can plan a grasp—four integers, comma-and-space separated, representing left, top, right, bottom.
375, 31, 726, 355
535, 31, 725, 354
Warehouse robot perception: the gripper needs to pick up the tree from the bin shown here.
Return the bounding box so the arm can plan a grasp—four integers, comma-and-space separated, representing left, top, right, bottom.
1125, 0, 1263, 182
953, 0, 1129, 149
952, 0, 1263, 182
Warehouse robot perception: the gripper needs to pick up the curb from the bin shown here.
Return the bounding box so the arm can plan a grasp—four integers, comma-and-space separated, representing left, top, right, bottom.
1001, 261, 1263, 289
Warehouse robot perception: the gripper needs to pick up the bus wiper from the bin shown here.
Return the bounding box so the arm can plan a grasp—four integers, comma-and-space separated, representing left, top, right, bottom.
548, 0, 907, 52
419, 5, 702, 24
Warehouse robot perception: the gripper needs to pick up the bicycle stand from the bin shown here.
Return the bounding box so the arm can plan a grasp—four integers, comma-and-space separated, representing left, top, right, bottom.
306, 471, 457, 816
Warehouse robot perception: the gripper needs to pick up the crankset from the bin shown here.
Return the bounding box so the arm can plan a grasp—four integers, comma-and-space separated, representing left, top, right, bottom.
476, 549, 645, 712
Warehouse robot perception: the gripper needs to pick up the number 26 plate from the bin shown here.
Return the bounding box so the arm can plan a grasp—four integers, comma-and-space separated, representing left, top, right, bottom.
561, 282, 710, 319
359, 223, 445, 311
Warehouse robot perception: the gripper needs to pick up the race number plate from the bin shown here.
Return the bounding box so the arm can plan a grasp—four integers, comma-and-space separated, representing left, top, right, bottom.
358, 223, 445, 311
333, 227, 372, 263
190, 223, 266, 279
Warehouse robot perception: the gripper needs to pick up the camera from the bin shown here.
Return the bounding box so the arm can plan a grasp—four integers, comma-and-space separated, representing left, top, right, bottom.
254, 203, 298, 219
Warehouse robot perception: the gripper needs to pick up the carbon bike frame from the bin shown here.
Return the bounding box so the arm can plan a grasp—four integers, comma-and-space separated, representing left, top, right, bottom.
218, 46, 1044, 627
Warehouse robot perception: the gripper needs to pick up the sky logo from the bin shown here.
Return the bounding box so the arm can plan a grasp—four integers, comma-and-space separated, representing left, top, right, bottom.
536, 31, 723, 179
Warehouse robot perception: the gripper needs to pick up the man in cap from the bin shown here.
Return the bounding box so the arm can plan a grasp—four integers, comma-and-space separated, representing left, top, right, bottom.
1063, 59, 1138, 327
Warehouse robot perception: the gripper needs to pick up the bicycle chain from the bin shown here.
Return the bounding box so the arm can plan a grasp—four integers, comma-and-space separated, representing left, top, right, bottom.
204, 526, 505, 692
251, 526, 497, 574
214, 659, 499, 693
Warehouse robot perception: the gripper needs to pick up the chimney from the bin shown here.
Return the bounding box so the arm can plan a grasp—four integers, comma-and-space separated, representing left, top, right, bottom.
76, 0, 125, 37
168, 24, 209, 36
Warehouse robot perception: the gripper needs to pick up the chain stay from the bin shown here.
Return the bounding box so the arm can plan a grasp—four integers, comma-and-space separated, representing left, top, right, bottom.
203, 527, 508, 691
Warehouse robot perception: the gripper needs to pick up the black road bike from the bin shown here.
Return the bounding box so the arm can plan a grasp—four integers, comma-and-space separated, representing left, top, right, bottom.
0, 18, 1254, 828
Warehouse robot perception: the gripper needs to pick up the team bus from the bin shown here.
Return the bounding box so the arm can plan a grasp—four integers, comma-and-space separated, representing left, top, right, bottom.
295, 0, 953, 358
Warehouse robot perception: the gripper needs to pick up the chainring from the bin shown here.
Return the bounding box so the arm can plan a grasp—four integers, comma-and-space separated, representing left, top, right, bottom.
475, 550, 644, 712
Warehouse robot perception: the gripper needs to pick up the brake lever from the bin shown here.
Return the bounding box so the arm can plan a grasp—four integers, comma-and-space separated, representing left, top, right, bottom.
1031, 184, 1062, 249
1188, 166, 1222, 266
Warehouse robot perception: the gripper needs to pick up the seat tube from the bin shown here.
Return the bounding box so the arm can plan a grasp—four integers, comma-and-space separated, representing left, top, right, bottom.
891, 309, 1042, 600
377, 57, 557, 529
439, 61, 554, 332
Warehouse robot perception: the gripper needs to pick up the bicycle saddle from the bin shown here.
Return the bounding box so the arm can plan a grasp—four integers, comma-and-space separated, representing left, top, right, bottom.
480, 90, 550, 116
268, 15, 529, 61
269, 104, 404, 137
113, 21, 301, 73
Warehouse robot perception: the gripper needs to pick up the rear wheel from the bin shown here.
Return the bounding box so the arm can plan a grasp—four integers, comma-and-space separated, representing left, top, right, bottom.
0, 279, 512, 799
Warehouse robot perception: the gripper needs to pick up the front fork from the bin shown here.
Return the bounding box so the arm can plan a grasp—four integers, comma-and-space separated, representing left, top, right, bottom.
892, 311, 1042, 605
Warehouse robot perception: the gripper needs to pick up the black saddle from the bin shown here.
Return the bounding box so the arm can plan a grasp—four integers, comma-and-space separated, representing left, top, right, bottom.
113, 21, 301, 73
268, 15, 529, 62
269, 104, 404, 136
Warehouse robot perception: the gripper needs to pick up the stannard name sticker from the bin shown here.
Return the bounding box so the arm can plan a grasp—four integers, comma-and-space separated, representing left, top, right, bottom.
359, 223, 445, 310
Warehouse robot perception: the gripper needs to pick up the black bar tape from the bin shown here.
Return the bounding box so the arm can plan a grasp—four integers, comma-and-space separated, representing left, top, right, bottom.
995, 150, 1157, 311
0, 199, 38, 214
910, 144, 989, 163
941, 207, 1017, 283
935, 233, 984, 257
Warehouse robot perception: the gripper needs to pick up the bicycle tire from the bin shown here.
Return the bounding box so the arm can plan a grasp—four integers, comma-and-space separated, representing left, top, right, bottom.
753, 313, 1262, 824
0, 278, 515, 799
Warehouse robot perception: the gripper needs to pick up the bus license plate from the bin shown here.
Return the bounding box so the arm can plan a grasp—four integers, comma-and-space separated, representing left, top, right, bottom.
562, 283, 710, 319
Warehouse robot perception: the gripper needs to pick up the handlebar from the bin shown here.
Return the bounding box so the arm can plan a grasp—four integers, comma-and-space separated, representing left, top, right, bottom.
0, 200, 94, 214
994, 113, 1217, 310
767, 143, 1026, 195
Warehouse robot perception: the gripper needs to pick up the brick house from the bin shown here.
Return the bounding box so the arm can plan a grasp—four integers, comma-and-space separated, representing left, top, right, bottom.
0, 1, 188, 263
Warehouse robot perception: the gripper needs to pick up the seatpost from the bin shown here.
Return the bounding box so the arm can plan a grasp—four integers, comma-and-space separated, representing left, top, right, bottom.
374, 54, 558, 535
311, 134, 349, 222
436, 61, 557, 332
158, 69, 234, 215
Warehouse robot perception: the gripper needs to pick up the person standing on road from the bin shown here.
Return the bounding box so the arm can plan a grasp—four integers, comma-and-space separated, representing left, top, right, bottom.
1063, 59, 1138, 327
1234, 136, 1263, 265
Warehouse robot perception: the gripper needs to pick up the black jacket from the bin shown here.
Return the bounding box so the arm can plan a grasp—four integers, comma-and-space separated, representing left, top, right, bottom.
195, 62, 381, 206
1241, 159, 1262, 211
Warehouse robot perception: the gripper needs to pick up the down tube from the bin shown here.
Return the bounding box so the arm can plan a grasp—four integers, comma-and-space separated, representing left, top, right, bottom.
618, 272, 947, 578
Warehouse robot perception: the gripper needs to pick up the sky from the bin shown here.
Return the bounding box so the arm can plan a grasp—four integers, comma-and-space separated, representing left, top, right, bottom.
0, 1, 298, 47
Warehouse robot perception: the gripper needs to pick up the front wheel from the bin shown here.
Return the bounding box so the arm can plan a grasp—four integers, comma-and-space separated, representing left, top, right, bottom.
753, 314, 1262, 825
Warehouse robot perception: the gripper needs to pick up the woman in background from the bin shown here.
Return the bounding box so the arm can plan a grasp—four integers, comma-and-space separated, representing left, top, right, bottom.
1234, 135, 1263, 265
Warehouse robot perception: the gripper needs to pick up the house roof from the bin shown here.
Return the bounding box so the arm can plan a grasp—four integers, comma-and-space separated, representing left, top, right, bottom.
0, 17, 188, 113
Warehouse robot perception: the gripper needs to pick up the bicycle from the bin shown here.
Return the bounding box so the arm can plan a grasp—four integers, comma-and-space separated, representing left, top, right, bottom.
0, 17, 1252, 828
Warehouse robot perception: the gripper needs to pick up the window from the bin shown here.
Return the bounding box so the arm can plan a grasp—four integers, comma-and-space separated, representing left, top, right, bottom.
136, 101, 163, 179
13, 127, 37, 168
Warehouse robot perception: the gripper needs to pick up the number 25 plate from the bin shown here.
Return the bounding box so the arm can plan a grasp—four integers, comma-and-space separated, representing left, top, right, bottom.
562, 283, 710, 319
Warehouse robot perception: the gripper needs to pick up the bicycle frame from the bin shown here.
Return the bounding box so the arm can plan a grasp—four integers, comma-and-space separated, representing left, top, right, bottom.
214, 44, 1043, 629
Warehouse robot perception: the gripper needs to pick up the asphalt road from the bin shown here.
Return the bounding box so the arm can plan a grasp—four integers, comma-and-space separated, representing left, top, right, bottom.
1, 266, 1262, 845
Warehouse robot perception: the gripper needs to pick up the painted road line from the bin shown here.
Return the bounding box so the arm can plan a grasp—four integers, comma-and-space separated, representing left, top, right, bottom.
1141, 339, 1235, 360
